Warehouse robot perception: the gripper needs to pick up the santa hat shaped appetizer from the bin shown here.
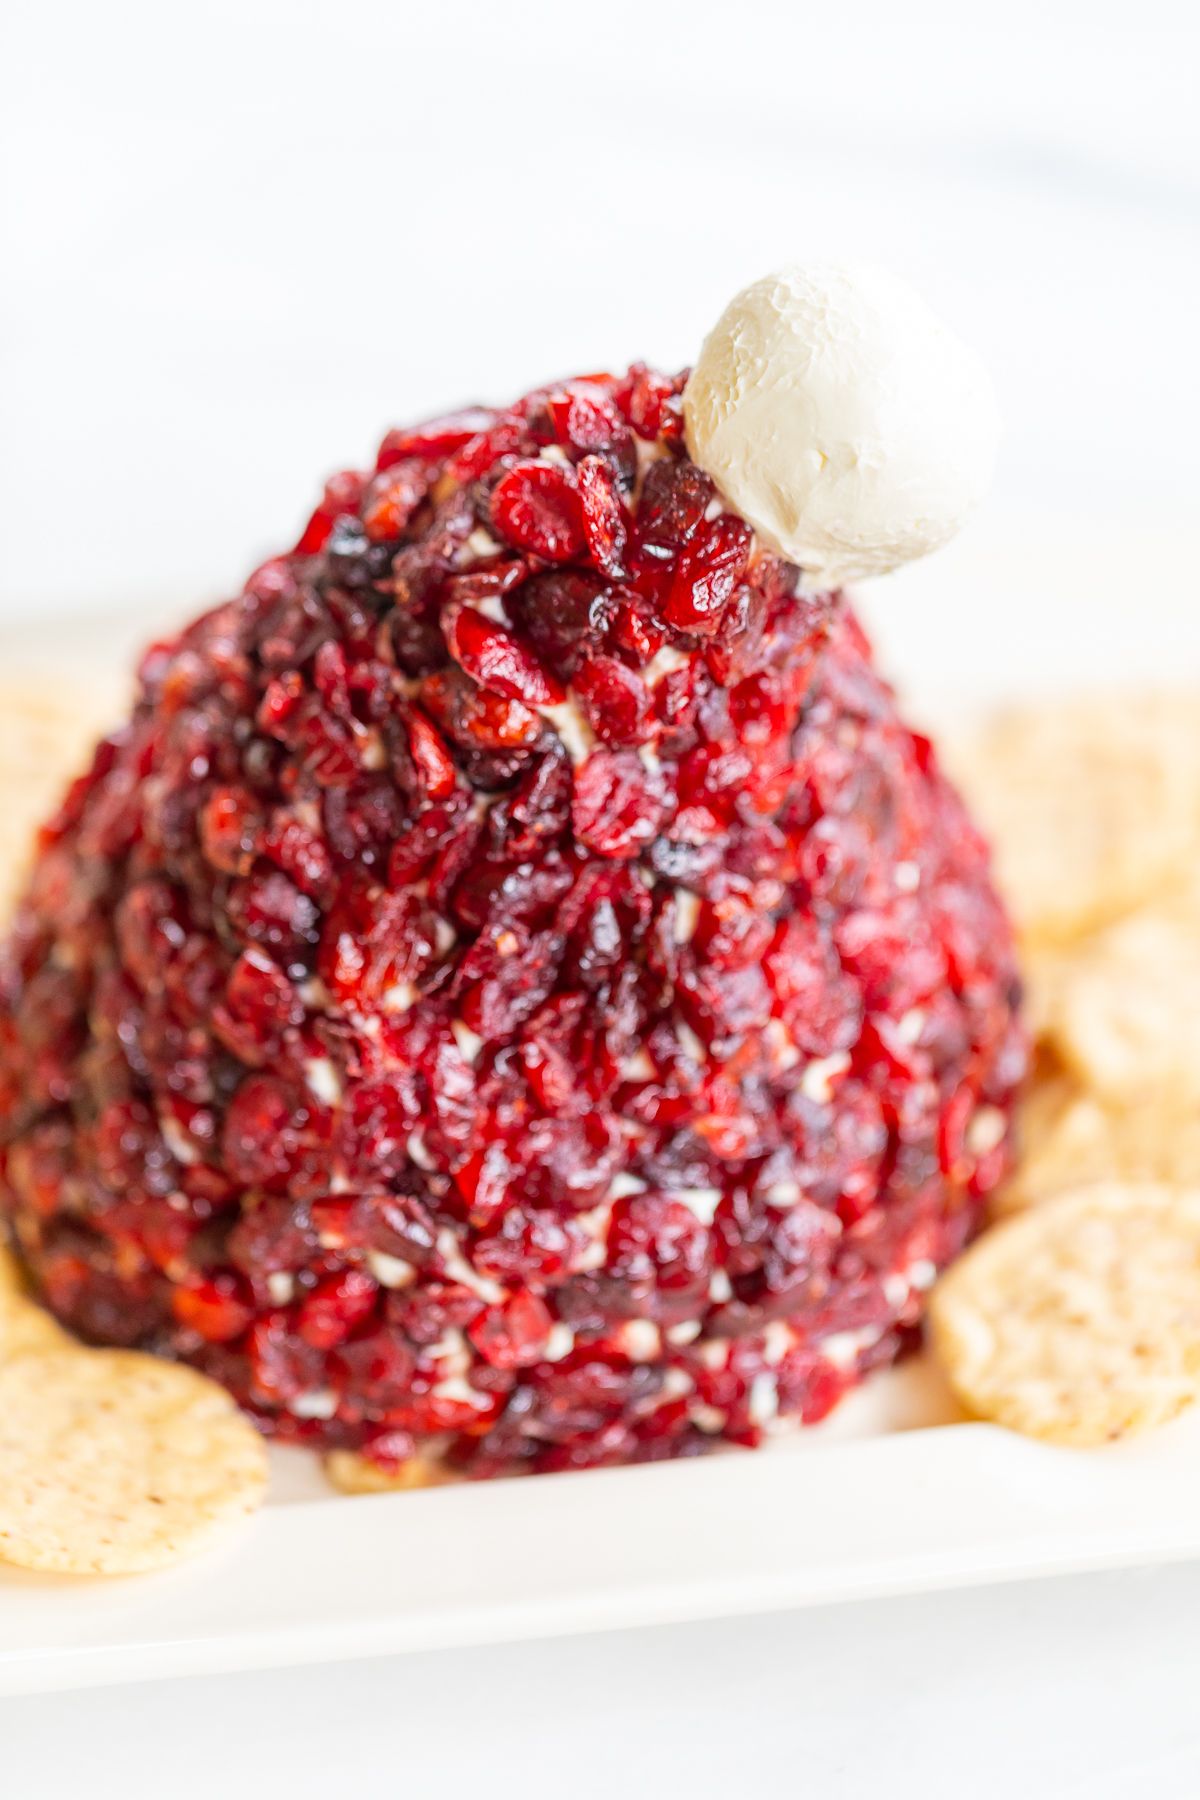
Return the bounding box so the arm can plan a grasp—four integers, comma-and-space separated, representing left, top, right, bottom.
0, 266, 1022, 1487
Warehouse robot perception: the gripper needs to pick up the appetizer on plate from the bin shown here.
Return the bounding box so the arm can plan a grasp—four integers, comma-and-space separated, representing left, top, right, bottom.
0, 267, 1026, 1495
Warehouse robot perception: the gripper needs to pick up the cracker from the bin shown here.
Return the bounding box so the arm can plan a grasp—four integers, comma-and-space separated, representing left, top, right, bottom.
324, 1450, 456, 1495
0, 1243, 69, 1358
992, 1070, 1114, 1215
930, 1183, 1200, 1445
948, 696, 1200, 946
0, 1348, 268, 1573
996, 1073, 1200, 1216
1103, 1091, 1200, 1188
1053, 910, 1200, 1104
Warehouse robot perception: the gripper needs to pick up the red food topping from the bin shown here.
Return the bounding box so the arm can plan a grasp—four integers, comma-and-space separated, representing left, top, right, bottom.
0, 365, 1024, 1479
491, 462, 586, 561
446, 606, 564, 707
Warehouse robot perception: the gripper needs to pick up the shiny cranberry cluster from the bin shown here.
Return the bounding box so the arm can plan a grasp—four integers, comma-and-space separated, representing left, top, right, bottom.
0, 366, 1024, 1476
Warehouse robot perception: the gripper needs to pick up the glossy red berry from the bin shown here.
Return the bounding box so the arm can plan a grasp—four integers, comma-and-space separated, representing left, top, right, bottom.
572, 749, 668, 858
446, 606, 564, 707
491, 462, 586, 560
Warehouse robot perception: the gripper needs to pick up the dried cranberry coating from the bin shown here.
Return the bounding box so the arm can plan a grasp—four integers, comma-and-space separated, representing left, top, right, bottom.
0, 366, 1025, 1476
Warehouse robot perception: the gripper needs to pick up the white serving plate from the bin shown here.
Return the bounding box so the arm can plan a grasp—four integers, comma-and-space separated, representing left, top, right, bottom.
6, 1364, 1200, 1697
2, 525, 1198, 1698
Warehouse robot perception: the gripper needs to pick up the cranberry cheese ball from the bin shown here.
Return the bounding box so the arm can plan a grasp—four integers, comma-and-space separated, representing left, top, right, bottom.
0, 361, 1025, 1477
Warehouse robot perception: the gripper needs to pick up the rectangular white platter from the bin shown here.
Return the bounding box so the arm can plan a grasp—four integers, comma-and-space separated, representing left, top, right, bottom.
2, 529, 1199, 1698
7, 1364, 1200, 1697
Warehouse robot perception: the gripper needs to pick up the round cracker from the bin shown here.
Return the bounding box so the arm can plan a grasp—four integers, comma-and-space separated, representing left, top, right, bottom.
948, 696, 1200, 946
992, 1071, 1114, 1215
996, 1076, 1200, 1216
0, 1348, 268, 1573
1102, 1091, 1200, 1189
0, 1243, 69, 1358
930, 1182, 1200, 1446
1053, 910, 1200, 1105
325, 1450, 456, 1496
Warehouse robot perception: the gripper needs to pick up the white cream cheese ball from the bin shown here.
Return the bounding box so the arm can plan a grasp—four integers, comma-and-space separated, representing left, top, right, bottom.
683, 264, 999, 590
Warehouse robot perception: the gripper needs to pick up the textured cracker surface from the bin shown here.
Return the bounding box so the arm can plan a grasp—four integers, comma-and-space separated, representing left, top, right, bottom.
948, 695, 1200, 946
0, 1349, 268, 1573
930, 1184, 1200, 1446
997, 1064, 1200, 1217
994, 1070, 1115, 1215
1052, 908, 1200, 1105
324, 1450, 457, 1496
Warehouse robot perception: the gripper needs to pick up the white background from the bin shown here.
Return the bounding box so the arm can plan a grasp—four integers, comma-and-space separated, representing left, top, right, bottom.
3, 2, 1200, 1794
3, 0, 1198, 629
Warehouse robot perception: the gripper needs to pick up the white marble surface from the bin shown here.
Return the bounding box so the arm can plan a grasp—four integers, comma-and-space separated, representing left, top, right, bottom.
6, 1564, 1200, 1798
3, 2, 1200, 1792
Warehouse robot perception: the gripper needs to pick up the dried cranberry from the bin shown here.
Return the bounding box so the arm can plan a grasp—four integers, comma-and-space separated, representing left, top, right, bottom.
446, 606, 564, 707
310, 1189, 436, 1263
573, 655, 652, 746
664, 516, 753, 635
542, 384, 636, 485
298, 1270, 380, 1350
294, 470, 364, 556
227, 1196, 318, 1283
361, 460, 431, 542
607, 1192, 711, 1297
376, 409, 497, 469
422, 667, 543, 752
637, 459, 716, 550
248, 1311, 327, 1404
577, 455, 628, 579
387, 1280, 483, 1348
694, 892, 775, 970
172, 1272, 255, 1344
225, 866, 321, 959
318, 886, 436, 1008
260, 812, 335, 901
405, 710, 458, 800
467, 1292, 554, 1369
443, 419, 528, 487
620, 363, 684, 441
199, 786, 262, 876
491, 462, 586, 561
572, 750, 668, 859
473, 1208, 578, 1285
487, 752, 573, 859
506, 569, 609, 678
765, 915, 864, 1056
221, 948, 305, 1037
332, 1328, 416, 1408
